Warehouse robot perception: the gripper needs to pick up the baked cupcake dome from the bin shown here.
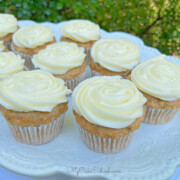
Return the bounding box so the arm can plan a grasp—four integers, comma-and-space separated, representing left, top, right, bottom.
61, 19, 100, 64
0, 52, 24, 81
0, 13, 18, 48
90, 38, 140, 78
72, 76, 146, 153
0, 70, 71, 145
32, 42, 87, 90
11, 24, 56, 70
131, 55, 180, 124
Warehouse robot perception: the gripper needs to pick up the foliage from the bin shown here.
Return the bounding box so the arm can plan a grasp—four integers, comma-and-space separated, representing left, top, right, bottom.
0, 0, 179, 56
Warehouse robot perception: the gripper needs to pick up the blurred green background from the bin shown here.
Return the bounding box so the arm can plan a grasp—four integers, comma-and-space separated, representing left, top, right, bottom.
1, 0, 179, 56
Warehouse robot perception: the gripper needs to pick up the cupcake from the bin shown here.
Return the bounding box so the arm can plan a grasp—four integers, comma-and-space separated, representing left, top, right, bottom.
0, 13, 18, 49
0, 70, 71, 145
60, 20, 100, 64
0, 52, 25, 81
72, 76, 146, 153
131, 55, 180, 124
90, 38, 140, 78
0, 41, 8, 52
11, 24, 56, 70
32, 42, 86, 90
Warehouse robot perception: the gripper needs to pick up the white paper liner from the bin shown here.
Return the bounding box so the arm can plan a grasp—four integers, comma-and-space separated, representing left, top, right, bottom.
65, 70, 86, 91
11, 43, 34, 70
85, 47, 91, 65
90, 69, 130, 78
7, 113, 65, 145
78, 125, 135, 154
143, 106, 179, 125
4, 41, 11, 50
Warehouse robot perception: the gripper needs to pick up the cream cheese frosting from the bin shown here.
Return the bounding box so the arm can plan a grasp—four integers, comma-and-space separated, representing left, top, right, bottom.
91, 38, 140, 72
12, 24, 54, 49
73, 76, 146, 129
0, 52, 25, 81
0, 41, 5, 52
61, 20, 100, 43
32, 42, 86, 74
0, 14, 18, 38
131, 55, 180, 101
0, 70, 71, 112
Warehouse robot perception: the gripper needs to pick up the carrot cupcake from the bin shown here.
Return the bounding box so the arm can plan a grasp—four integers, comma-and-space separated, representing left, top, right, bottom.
0, 13, 18, 49
32, 42, 86, 90
72, 76, 146, 153
0, 52, 24, 81
90, 38, 140, 78
60, 19, 100, 64
0, 70, 71, 145
11, 24, 56, 70
131, 55, 180, 124
0, 41, 8, 52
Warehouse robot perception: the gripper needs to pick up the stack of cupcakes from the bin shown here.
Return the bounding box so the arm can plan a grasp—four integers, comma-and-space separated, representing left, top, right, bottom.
0, 13, 179, 155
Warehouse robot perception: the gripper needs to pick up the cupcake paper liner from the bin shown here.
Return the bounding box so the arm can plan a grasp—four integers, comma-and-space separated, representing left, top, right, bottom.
78, 125, 135, 154
4, 41, 12, 50
85, 47, 91, 65
7, 113, 65, 145
11, 43, 34, 70
143, 106, 179, 125
66, 70, 86, 91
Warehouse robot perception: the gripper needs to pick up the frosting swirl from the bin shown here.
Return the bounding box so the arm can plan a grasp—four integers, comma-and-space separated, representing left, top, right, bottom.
13, 24, 54, 48
0, 70, 71, 112
0, 52, 25, 80
73, 76, 146, 129
0, 14, 17, 38
32, 42, 86, 74
91, 38, 140, 72
61, 20, 100, 43
0, 41, 5, 52
131, 55, 180, 101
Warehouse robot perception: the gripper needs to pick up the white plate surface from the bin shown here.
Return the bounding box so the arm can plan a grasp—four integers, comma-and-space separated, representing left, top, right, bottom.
0, 20, 180, 180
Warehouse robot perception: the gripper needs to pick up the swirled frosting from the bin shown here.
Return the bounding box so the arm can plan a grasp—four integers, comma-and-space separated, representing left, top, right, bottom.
13, 24, 54, 49
32, 42, 86, 74
0, 52, 25, 80
0, 41, 5, 52
131, 55, 180, 101
0, 70, 71, 112
0, 14, 18, 38
91, 38, 140, 72
73, 76, 146, 129
61, 20, 100, 43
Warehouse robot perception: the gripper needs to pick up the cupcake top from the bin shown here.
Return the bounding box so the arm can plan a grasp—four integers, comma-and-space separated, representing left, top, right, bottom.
91, 38, 140, 72
61, 20, 100, 43
73, 76, 146, 129
0, 41, 5, 52
13, 24, 54, 49
0, 14, 18, 38
0, 52, 25, 81
32, 42, 86, 74
131, 55, 180, 101
0, 70, 71, 112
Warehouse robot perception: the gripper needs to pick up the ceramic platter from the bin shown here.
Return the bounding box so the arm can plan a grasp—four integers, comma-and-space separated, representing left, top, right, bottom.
0, 20, 180, 180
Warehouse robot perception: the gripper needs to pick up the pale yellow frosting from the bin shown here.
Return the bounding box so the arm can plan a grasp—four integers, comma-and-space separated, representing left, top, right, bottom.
13, 24, 54, 49
131, 55, 180, 101
61, 20, 100, 43
0, 14, 18, 38
73, 76, 146, 129
0, 70, 71, 112
0, 52, 25, 81
91, 38, 140, 72
32, 42, 86, 74
0, 41, 5, 52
